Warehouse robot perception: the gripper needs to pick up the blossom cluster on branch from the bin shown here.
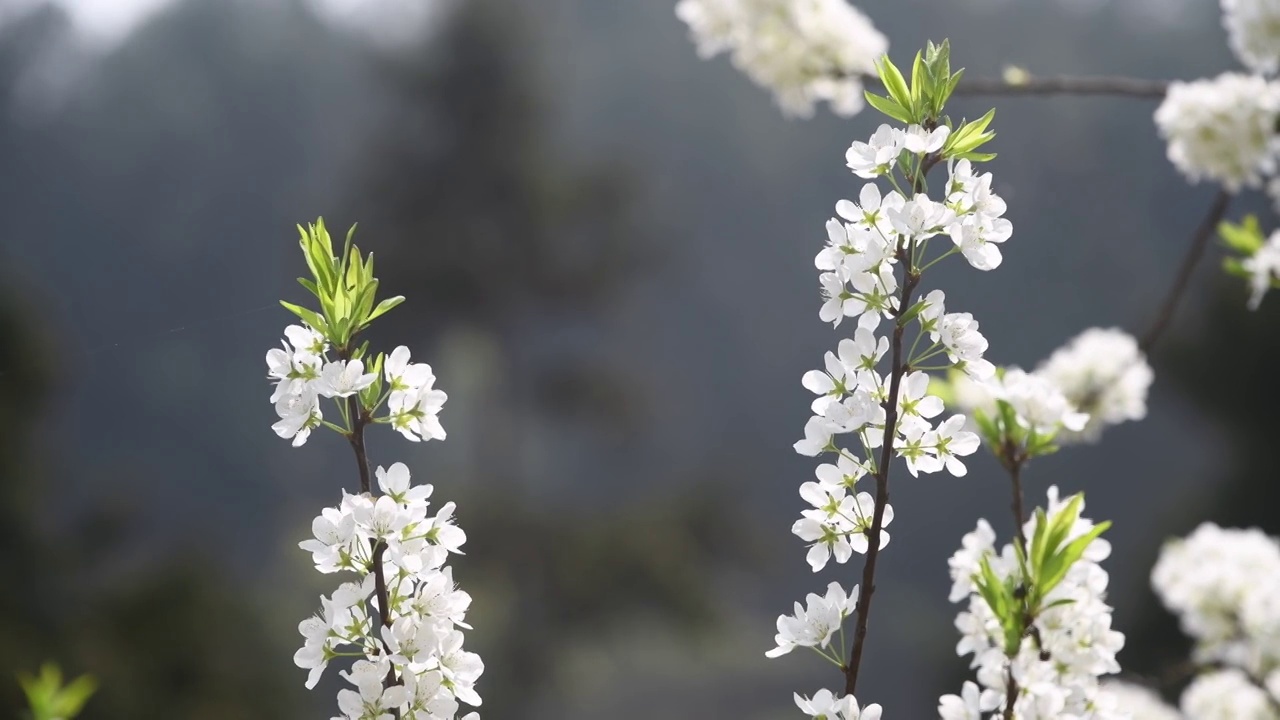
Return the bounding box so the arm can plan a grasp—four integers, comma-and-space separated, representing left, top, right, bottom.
270, 220, 482, 720
939, 489, 1123, 719
765, 44, 1014, 718
942, 326, 1153, 450
674, 0, 886, 117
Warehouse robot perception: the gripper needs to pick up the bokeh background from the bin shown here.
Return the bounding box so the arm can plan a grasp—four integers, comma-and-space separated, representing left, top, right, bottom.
0, 0, 1276, 717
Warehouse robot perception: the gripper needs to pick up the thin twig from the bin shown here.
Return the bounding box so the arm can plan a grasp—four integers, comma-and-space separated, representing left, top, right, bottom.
953, 75, 1170, 98
842, 156, 938, 695
341, 351, 399, 712
862, 74, 1170, 99
1000, 451, 1028, 720
843, 261, 919, 696
1139, 190, 1233, 354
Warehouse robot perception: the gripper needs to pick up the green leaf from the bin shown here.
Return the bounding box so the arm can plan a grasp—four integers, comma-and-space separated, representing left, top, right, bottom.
1224, 257, 1250, 277
864, 91, 913, 124
952, 151, 998, 162
19, 664, 96, 720
1220, 215, 1265, 255
350, 282, 378, 338
899, 298, 928, 323
910, 50, 928, 118
280, 301, 328, 335
972, 408, 1001, 449
876, 56, 913, 118
1038, 521, 1111, 600
365, 296, 405, 325
297, 277, 321, 299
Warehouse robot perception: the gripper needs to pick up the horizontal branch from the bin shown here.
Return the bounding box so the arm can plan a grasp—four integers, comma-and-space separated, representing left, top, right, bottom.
952, 75, 1170, 98
864, 74, 1170, 99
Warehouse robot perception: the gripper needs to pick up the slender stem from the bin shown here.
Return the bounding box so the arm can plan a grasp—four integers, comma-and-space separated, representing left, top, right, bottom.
1000, 449, 1028, 720
1139, 189, 1233, 354
1003, 666, 1019, 720
1004, 445, 1026, 545
341, 350, 399, 708
952, 75, 1170, 98
863, 73, 1170, 99
843, 266, 920, 696
843, 156, 938, 695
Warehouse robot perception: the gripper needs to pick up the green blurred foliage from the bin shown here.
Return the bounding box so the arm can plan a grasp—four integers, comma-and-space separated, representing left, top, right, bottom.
18, 663, 96, 720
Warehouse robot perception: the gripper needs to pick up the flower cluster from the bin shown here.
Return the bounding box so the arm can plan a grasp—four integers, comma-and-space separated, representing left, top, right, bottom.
796, 689, 883, 720
1180, 668, 1279, 719
1154, 73, 1280, 193
268, 330, 447, 447
1033, 328, 1153, 444
940, 488, 1124, 719
267, 220, 483, 720
1242, 229, 1280, 309
1100, 681, 1181, 720
1222, 0, 1280, 76
674, 0, 887, 117
792, 125, 1010, 579
1152, 523, 1280, 680
294, 461, 482, 719
946, 326, 1151, 448
768, 42, 1005, 712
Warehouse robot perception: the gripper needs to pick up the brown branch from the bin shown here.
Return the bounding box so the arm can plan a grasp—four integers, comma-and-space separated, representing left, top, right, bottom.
952, 75, 1170, 98
842, 156, 938, 695
1139, 189, 1232, 354
1000, 451, 1029, 720
863, 73, 1170, 100
341, 351, 399, 711
843, 262, 920, 696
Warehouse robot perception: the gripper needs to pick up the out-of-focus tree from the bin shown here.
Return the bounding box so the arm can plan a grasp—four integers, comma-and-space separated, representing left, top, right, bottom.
340, 0, 756, 713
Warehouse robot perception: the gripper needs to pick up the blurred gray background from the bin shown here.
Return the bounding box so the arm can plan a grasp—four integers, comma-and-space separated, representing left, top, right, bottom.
0, 0, 1273, 717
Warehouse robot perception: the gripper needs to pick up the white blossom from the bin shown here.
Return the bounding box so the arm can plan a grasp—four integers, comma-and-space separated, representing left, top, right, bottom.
1222, 0, 1280, 75
1100, 681, 1181, 720
938, 680, 1001, 720
1243, 229, 1280, 309
1180, 668, 1279, 720
1154, 73, 1280, 192
942, 488, 1124, 719
675, 0, 887, 117
847, 125, 906, 178
796, 688, 883, 719
273, 384, 322, 447
767, 581, 858, 657
294, 461, 484, 712
1034, 327, 1153, 444
1152, 522, 1280, 674
318, 359, 376, 399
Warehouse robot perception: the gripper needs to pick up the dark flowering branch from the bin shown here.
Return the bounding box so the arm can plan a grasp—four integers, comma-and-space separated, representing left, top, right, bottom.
1140, 189, 1233, 354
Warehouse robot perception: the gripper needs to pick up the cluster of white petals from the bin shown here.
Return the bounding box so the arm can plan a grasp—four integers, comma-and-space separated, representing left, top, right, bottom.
795, 126, 1012, 578
1034, 328, 1153, 444
941, 488, 1124, 719
266, 332, 447, 447
295, 462, 483, 719
1244, 229, 1280, 309
269, 326, 480, 719
775, 117, 1012, 717
676, 0, 887, 117
1180, 668, 1279, 719
949, 326, 1153, 445
767, 581, 858, 658
796, 688, 883, 719
951, 366, 1089, 439
1152, 523, 1280, 677
1222, 0, 1280, 75
1154, 73, 1280, 192
1100, 681, 1181, 720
